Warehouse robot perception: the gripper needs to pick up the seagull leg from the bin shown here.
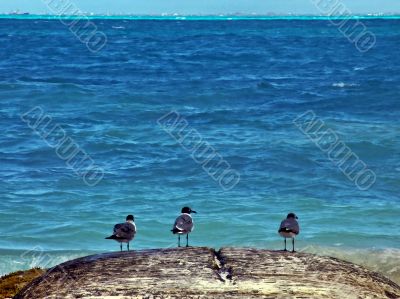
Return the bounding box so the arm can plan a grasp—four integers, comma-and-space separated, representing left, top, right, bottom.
127, 242, 130, 251
292, 238, 295, 253
284, 238, 287, 251
178, 235, 181, 247
120, 243, 122, 252
186, 234, 189, 247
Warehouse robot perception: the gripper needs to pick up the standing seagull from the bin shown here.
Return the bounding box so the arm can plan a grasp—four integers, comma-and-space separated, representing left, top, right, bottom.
278, 213, 300, 252
171, 207, 197, 247
106, 215, 137, 251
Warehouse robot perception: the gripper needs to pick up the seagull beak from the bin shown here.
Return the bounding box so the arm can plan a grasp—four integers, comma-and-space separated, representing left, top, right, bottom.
191, 210, 197, 214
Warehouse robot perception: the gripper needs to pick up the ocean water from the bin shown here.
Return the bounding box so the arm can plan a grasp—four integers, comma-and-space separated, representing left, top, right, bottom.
0, 18, 399, 284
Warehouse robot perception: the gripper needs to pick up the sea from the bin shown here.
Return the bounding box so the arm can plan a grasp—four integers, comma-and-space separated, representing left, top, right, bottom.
0, 16, 399, 284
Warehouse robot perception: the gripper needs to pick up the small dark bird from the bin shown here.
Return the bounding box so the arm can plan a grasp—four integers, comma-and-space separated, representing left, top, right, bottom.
106, 215, 137, 251
278, 212, 300, 252
171, 207, 196, 247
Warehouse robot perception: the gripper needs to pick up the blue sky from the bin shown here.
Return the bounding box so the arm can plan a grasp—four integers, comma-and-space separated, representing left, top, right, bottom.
1, 0, 400, 14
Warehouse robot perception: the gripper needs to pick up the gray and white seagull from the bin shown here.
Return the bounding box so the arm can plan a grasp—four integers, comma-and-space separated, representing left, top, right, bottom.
106, 215, 137, 251
171, 207, 197, 247
278, 212, 300, 252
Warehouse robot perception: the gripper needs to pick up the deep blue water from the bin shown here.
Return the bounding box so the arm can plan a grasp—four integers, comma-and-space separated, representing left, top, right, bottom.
0, 18, 399, 282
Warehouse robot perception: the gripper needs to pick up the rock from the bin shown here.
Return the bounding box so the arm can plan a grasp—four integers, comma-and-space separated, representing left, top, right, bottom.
14, 247, 400, 299
0, 268, 45, 299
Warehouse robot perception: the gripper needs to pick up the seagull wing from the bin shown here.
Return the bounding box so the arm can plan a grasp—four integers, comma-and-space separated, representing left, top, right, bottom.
113, 223, 123, 234
173, 214, 193, 233
279, 219, 299, 234
292, 220, 300, 234
113, 222, 136, 239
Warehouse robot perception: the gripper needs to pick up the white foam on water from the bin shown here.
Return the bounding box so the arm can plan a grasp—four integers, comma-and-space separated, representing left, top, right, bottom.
0, 249, 95, 277
301, 245, 400, 285
332, 82, 359, 88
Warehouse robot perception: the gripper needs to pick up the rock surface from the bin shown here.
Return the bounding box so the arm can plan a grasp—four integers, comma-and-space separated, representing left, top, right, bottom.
14, 247, 400, 299
0, 268, 45, 299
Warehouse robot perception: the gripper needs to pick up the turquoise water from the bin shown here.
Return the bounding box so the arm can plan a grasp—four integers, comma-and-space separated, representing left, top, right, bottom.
0, 18, 399, 283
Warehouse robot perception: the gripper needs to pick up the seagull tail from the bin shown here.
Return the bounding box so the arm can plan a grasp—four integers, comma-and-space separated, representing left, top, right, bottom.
171, 228, 181, 234
105, 234, 118, 240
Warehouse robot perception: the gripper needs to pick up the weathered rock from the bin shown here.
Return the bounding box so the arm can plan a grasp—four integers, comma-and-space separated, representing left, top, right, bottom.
0, 268, 45, 299
14, 247, 400, 299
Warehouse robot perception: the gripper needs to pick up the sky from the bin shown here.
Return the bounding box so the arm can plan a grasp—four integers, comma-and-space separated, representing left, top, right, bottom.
1, 0, 400, 15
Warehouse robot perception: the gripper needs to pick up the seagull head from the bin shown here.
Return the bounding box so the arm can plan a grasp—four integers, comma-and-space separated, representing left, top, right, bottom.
126, 214, 134, 222
181, 207, 197, 214
287, 212, 298, 219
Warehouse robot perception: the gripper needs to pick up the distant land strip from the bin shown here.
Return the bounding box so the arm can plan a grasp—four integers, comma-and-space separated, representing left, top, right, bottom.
1, 14, 400, 20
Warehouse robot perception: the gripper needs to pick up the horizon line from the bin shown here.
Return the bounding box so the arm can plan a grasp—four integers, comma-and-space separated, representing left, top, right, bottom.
1, 13, 400, 20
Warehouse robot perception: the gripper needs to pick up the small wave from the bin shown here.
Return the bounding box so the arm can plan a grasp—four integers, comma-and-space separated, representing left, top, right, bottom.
112, 26, 125, 29
332, 82, 358, 88
354, 66, 366, 71
257, 81, 277, 89
0, 248, 96, 276
302, 245, 400, 285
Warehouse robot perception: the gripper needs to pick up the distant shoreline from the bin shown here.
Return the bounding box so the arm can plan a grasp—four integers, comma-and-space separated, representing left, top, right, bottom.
1, 14, 400, 20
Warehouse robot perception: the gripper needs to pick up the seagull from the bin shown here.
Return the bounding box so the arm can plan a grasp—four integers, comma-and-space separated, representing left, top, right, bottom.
171, 207, 196, 247
278, 212, 300, 252
105, 215, 137, 251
